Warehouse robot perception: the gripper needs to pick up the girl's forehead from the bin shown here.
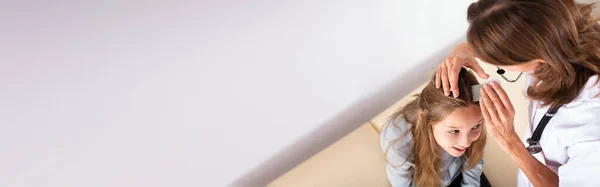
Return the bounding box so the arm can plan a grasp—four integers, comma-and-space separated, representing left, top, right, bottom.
437, 106, 482, 128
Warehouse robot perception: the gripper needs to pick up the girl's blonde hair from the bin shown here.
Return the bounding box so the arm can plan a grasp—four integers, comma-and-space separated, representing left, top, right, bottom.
384, 68, 486, 187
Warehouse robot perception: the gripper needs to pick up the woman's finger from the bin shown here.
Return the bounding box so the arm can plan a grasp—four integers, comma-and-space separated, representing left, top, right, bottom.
479, 96, 498, 137
483, 84, 507, 119
489, 81, 515, 114
448, 57, 461, 97
479, 96, 492, 126
466, 58, 490, 79
436, 64, 442, 88
441, 60, 451, 96
480, 87, 501, 125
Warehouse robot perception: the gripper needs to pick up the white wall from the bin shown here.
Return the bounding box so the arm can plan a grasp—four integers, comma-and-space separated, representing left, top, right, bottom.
0, 1, 473, 186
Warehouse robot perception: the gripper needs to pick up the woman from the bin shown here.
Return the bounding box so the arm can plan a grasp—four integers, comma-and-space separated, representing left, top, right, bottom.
380, 68, 490, 187
437, 0, 600, 186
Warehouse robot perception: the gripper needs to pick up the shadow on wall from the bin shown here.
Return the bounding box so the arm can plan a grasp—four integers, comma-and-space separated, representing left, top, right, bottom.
228, 37, 467, 187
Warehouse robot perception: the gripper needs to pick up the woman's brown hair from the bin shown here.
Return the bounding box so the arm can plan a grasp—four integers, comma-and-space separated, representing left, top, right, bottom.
384, 68, 487, 187
467, 0, 600, 109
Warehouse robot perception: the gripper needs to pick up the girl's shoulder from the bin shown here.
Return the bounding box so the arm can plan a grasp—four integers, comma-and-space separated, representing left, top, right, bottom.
380, 116, 414, 166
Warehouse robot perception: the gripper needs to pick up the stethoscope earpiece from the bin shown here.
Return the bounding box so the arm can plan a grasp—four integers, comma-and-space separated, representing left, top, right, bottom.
496, 67, 522, 82
496, 68, 506, 75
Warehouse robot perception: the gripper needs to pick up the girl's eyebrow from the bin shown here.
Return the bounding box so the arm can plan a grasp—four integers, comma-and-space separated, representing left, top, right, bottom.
444, 124, 459, 128
445, 119, 484, 128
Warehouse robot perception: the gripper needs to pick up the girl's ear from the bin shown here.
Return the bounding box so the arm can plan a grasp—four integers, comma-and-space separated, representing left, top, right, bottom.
418, 109, 423, 121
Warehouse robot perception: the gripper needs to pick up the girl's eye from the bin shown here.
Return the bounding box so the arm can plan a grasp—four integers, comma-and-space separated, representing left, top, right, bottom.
448, 130, 459, 134
472, 124, 482, 130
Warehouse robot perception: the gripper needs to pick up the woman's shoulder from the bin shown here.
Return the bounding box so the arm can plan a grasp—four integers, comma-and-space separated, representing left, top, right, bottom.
564, 75, 600, 107
380, 115, 414, 165
551, 75, 600, 145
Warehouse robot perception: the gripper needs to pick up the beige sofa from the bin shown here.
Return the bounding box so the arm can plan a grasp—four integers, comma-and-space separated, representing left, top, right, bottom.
267, 63, 529, 187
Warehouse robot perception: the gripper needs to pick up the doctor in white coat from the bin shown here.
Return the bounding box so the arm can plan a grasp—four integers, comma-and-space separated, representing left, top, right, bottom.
436, 0, 600, 186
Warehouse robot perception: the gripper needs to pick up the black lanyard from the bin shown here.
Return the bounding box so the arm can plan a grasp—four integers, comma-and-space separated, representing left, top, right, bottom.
526, 107, 560, 154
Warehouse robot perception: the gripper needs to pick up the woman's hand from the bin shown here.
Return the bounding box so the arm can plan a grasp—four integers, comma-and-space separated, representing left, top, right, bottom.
480, 82, 560, 187
436, 43, 489, 97
479, 81, 521, 149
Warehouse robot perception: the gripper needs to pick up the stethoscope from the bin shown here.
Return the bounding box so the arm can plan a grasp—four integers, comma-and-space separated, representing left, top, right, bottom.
496, 67, 523, 82
496, 67, 559, 154
526, 107, 560, 154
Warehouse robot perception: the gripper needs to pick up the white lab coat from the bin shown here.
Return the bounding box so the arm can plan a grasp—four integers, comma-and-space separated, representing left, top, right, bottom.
517, 74, 600, 186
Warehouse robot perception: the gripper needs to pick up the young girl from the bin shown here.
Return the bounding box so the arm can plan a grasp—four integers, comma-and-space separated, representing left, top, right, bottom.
380, 68, 490, 187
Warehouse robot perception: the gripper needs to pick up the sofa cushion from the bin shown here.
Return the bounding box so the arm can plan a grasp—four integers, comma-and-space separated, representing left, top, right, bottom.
267, 123, 390, 187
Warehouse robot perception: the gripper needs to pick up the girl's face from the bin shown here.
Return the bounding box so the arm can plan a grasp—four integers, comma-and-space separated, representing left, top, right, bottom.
432, 105, 483, 157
